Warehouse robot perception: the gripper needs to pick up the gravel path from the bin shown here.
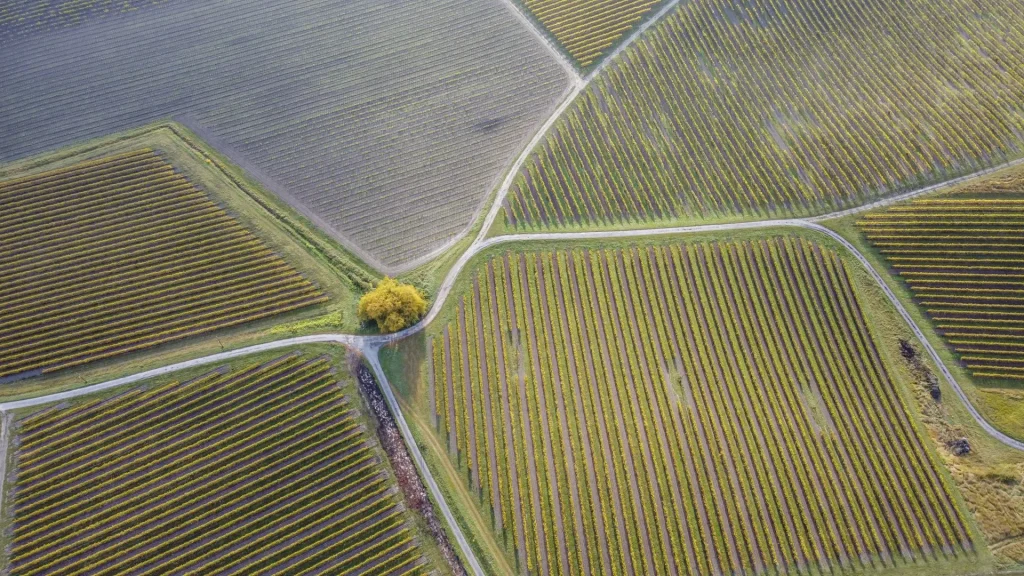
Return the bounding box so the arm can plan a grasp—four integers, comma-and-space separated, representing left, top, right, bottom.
0, 413, 10, 515
3, 119, 1023, 576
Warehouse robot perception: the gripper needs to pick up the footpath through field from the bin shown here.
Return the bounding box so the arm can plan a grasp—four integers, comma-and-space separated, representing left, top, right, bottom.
4, 162, 1024, 576
4, 2, 1024, 567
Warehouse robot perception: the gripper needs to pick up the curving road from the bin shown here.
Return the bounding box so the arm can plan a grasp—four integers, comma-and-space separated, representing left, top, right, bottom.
805, 222, 1024, 451
3, 160, 1024, 576
3, 0, 1023, 562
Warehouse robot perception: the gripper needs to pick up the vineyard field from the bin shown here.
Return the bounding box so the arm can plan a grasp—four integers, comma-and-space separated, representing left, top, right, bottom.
419, 237, 976, 575
858, 171, 1024, 381
0, 0, 572, 269
0, 0, 168, 40
502, 0, 1024, 231
518, 0, 667, 67
0, 149, 325, 381
6, 353, 430, 575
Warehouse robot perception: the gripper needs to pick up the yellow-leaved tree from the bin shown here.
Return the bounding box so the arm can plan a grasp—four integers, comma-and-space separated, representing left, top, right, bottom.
357, 278, 427, 333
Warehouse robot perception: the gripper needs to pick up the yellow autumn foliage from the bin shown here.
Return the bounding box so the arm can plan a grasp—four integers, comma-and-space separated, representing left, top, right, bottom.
357, 278, 427, 333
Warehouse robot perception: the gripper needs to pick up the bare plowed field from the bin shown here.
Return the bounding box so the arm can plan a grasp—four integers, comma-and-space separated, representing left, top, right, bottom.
424, 237, 975, 575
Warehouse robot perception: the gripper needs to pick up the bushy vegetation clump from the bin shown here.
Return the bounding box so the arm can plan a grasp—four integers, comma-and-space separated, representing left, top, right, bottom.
359, 278, 428, 333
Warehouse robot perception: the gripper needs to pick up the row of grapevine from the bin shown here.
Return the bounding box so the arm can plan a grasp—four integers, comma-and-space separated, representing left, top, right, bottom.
519, 0, 665, 67
428, 238, 974, 575
8, 354, 429, 576
0, 0, 571, 268
503, 0, 1024, 230
858, 179, 1024, 380
0, 0, 169, 41
0, 149, 326, 380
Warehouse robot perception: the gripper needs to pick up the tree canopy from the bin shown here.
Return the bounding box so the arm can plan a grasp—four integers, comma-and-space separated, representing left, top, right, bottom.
357, 278, 428, 333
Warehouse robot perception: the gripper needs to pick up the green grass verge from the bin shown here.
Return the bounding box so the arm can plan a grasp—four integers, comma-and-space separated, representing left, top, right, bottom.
382, 226, 1023, 575
0, 123, 383, 402
0, 343, 452, 575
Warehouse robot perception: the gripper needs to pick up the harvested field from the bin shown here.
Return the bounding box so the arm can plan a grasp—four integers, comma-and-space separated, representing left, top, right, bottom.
858, 171, 1024, 381
519, 0, 666, 67
0, 0, 571, 269
426, 237, 975, 575
503, 0, 1024, 230
6, 353, 430, 575
0, 149, 325, 381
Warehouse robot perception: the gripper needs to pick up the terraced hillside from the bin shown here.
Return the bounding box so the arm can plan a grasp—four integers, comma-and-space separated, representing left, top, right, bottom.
858, 172, 1024, 381
519, 0, 666, 67
0, 0, 571, 269
423, 238, 974, 575
7, 353, 429, 575
503, 0, 1024, 230
0, 149, 325, 381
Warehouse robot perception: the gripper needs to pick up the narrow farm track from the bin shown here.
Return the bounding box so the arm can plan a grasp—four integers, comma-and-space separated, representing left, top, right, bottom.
5, 1, 1024, 563
0, 413, 10, 504
2, 185, 1023, 576
3, 164, 1024, 574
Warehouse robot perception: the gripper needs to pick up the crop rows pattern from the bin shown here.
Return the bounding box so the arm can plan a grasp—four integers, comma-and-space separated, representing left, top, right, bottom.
428, 238, 972, 575
0, 0, 167, 41
520, 0, 664, 67
858, 179, 1024, 381
503, 0, 1024, 230
0, 0, 571, 268
0, 149, 325, 380
8, 354, 428, 576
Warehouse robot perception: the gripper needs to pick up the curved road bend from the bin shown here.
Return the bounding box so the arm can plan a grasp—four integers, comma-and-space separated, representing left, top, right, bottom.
4, 157, 1024, 572
0, 218, 1021, 576
0, 335, 488, 576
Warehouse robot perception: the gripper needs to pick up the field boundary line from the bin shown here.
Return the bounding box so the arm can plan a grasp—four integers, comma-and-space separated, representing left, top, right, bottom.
364, 349, 487, 576
584, 0, 682, 82
496, 0, 583, 86
0, 413, 9, 518
806, 157, 1024, 223
0, 334, 364, 412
